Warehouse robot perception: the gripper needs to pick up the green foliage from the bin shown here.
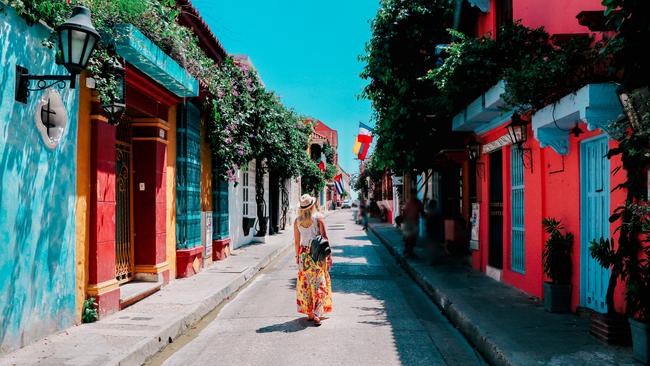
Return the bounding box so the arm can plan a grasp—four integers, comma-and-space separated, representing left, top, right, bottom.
502, 35, 607, 111
600, 0, 650, 89
542, 218, 574, 285
10, 0, 308, 182
353, 156, 383, 195
324, 164, 337, 181
360, 0, 455, 171
82, 297, 98, 323
429, 22, 607, 114
300, 160, 325, 195
322, 143, 335, 164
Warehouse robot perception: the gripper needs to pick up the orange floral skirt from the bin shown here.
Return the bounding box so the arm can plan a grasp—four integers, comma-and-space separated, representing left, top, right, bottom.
296, 247, 332, 317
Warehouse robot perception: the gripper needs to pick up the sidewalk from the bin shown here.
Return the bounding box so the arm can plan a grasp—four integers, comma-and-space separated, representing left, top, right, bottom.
368, 221, 638, 366
0, 231, 293, 366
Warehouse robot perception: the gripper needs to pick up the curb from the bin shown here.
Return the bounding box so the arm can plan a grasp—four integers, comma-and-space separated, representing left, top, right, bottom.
368, 224, 513, 366
114, 241, 292, 366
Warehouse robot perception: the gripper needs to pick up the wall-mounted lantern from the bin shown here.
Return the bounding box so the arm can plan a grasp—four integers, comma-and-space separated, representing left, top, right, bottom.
467, 140, 481, 162
467, 140, 485, 180
101, 58, 126, 125
505, 112, 534, 172
15, 6, 100, 103
505, 112, 528, 148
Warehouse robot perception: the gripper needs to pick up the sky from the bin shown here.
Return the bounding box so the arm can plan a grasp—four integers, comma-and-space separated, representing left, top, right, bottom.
192, 0, 379, 181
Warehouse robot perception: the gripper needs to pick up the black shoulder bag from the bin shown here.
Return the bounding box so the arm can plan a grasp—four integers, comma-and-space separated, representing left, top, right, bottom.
310, 235, 331, 263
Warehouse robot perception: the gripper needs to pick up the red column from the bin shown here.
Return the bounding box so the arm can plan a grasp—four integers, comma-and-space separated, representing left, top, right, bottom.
87, 114, 120, 316
132, 120, 170, 284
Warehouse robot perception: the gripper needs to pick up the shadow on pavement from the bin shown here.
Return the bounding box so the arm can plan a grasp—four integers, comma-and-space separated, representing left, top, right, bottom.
256, 318, 310, 333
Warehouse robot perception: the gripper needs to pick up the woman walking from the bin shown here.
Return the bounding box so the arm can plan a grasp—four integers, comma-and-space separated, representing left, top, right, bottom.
294, 194, 332, 326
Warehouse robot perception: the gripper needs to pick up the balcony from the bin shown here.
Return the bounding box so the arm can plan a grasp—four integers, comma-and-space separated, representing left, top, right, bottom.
531, 83, 623, 155
114, 24, 199, 97
452, 80, 508, 133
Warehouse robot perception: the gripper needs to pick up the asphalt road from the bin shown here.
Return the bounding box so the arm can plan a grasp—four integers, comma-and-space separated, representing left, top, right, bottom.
149, 210, 485, 366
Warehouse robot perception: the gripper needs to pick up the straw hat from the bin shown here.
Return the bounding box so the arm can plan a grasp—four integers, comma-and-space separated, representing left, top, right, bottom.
299, 194, 316, 210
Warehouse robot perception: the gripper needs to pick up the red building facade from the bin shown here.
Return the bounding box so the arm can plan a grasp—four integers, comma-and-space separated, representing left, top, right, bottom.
455, 0, 627, 315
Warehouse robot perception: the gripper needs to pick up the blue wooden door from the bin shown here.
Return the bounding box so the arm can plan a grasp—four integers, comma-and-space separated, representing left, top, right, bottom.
511, 148, 525, 274
580, 135, 610, 313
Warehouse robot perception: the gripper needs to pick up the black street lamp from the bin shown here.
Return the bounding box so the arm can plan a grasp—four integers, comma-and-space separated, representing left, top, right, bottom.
506, 112, 534, 172
101, 58, 126, 125
15, 5, 100, 103
505, 112, 528, 148
467, 140, 481, 161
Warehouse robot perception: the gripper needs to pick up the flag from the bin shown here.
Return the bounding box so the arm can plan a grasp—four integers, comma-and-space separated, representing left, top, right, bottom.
358, 142, 370, 161
355, 122, 373, 160
357, 122, 373, 144
318, 161, 326, 172
334, 174, 345, 195
352, 140, 362, 154
358, 122, 372, 136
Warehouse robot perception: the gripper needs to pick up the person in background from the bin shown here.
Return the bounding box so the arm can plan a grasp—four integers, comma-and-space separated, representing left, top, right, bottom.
402, 188, 424, 258
360, 199, 369, 231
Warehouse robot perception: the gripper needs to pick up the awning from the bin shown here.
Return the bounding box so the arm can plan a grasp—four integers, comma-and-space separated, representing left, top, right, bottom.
452, 80, 509, 133
531, 83, 622, 155
467, 0, 490, 12
114, 24, 199, 97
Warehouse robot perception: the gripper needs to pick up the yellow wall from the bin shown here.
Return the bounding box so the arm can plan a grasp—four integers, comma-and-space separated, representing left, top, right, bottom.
200, 118, 212, 212
166, 105, 177, 279
75, 74, 92, 323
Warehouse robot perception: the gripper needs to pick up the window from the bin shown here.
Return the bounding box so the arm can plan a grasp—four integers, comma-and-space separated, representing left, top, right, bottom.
511, 148, 525, 273
242, 165, 250, 216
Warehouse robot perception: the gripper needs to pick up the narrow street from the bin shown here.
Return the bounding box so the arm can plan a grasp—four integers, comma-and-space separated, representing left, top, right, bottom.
149, 210, 484, 366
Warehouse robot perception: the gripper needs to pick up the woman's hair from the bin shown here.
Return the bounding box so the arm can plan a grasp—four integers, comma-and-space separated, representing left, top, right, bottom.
297, 204, 317, 225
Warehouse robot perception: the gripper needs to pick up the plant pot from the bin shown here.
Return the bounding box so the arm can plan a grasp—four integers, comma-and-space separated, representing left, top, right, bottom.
212, 238, 231, 261
630, 318, 650, 364
543, 282, 572, 313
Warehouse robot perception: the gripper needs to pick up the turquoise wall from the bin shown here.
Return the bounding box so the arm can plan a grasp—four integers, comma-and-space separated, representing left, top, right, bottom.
0, 6, 78, 353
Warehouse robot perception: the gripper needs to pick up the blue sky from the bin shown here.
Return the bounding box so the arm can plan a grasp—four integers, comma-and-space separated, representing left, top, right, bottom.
192, 0, 378, 179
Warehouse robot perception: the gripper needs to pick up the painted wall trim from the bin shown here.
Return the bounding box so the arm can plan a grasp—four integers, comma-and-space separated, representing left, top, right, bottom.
532, 82, 623, 155
114, 24, 199, 97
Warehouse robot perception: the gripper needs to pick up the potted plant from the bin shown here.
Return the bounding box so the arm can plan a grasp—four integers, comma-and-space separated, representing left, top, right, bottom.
542, 218, 574, 313
628, 253, 650, 364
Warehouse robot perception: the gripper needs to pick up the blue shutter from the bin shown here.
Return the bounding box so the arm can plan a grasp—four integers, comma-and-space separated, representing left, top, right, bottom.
580, 135, 610, 313
511, 148, 525, 274
176, 103, 202, 249
212, 168, 230, 240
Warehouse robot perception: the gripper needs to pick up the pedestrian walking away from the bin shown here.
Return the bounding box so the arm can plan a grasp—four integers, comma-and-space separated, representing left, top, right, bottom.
293, 194, 333, 326
402, 189, 424, 258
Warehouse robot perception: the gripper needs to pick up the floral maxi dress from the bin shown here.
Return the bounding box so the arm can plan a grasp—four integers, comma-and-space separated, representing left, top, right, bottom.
296, 218, 332, 317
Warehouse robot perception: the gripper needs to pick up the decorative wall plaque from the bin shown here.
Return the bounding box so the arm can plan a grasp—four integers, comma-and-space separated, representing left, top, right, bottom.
35, 89, 68, 149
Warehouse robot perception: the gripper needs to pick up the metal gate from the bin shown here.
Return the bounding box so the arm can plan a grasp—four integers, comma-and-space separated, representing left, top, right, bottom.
580, 135, 610, 313
115, 126, 134, 283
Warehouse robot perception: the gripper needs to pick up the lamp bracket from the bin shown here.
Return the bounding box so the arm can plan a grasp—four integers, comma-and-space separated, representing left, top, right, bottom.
519, 146, 534, 173
15, 66, 76, 104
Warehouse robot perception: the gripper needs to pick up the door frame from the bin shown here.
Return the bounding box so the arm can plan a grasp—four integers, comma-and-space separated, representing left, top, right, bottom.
579, 134, 611, 313
488, 149, 504, 270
